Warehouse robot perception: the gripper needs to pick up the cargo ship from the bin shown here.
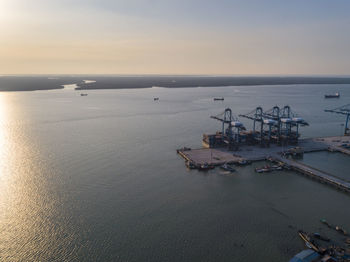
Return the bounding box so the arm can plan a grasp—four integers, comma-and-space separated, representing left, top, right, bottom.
213, 97, 224, 101
324, 92, 340, 98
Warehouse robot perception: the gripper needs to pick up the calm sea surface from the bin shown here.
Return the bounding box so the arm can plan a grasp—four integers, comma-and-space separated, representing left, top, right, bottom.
0, 84, 350, 261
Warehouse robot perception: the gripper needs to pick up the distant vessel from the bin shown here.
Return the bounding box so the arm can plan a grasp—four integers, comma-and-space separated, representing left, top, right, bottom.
213, 97, 224, 101
80, 93, 88, 96
324, 92, 340, 98
154, 97, 159, 101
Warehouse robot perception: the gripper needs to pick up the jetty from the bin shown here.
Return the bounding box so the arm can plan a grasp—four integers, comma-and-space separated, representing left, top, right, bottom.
270, 155, 350, 193
330, 146, 350, 156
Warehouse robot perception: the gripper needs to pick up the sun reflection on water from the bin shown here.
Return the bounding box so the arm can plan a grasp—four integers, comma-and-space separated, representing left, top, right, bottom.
0, 93, 9, 176
0, 93, 78, 261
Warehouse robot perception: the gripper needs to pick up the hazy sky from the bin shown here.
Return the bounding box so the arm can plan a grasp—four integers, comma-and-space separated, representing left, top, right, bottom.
1, 0, 350, 75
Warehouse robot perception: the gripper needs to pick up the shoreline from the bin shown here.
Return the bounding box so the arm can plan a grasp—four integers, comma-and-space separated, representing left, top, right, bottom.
1, 75, 350, 92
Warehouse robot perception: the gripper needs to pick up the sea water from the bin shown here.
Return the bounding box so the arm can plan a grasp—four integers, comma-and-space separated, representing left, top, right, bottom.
0, 83, 349, 261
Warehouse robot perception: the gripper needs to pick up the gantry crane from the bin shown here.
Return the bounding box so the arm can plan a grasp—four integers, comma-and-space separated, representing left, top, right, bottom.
325, 104, 350, 135
240, 105, 308, 145
211, 108, 245, 149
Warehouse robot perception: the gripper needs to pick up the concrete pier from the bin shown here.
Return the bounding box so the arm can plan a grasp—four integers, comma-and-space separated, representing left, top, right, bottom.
177, 148, 244, 166
178, 136, 331, 165
177, 135, 350, 193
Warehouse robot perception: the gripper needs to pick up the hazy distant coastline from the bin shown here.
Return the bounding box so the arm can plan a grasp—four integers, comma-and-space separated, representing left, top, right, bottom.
0, 76, 84, 92
1, 76, 350, 92
76, 76, 350, 90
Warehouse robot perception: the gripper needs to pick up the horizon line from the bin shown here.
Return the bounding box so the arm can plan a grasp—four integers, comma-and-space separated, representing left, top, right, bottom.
1, 73, 350, 77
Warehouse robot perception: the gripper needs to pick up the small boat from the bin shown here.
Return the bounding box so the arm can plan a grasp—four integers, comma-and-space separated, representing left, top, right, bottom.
186, 161, 197, 169
271, 165, 283, 171
283, 164, 292, 170
236, 159, 251, 166
335, 226, 348, 236
80, 93, 88, 96
313, 232, 330, 242
320, 218, 332, 228
255, 166, 272, 173
154, 97, 159, 101
220, 164, 236, 172
325, 92, 340, 98
298, 230, 319, 252
198, 163, 215, 171
289, 249, 321, 262
321, 219, 348, 235
213, 97, 224, 101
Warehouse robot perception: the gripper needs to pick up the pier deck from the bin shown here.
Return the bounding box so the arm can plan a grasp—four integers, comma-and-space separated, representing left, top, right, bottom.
314, 136, 350, 155
177, 148, 244, 166
178, 137, 329, 165
178, 136, 349, 166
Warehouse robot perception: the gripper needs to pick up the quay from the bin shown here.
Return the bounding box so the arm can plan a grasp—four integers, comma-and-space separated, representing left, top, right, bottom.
177, 105, 350, 193
177, 136, 333, 166
178, 136, 350, 193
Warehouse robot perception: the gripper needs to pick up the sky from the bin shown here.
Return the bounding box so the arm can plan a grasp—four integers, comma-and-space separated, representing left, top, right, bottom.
0, 0, 350, 75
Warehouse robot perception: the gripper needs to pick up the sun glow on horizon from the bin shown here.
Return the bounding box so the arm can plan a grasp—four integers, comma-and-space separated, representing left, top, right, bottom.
0, 1, 15, 20
0, 0, 350, 75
